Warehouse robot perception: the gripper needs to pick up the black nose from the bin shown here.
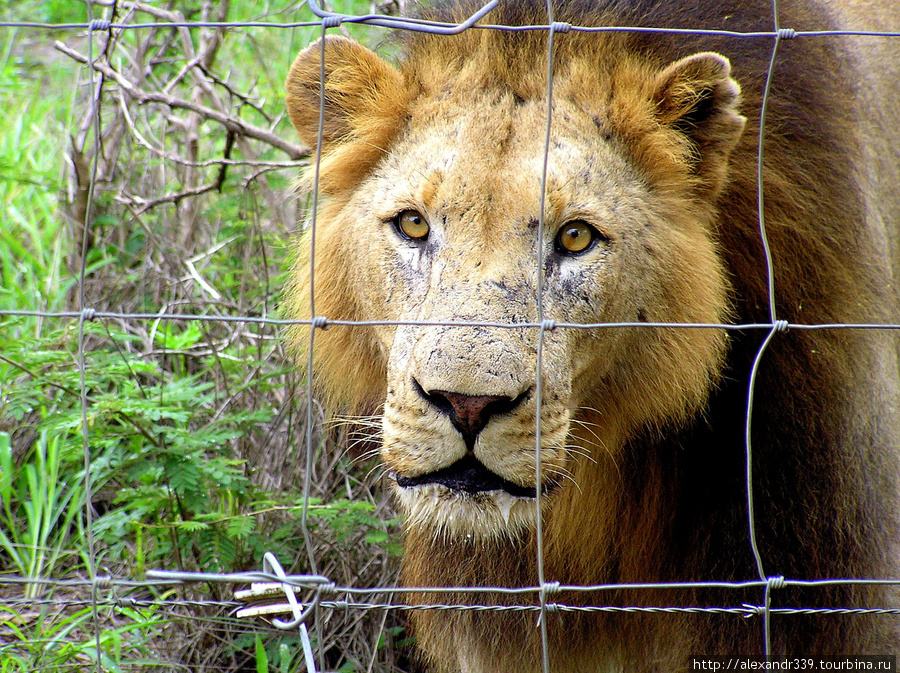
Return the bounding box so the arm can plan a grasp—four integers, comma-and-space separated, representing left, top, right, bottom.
413, 380, 529, 450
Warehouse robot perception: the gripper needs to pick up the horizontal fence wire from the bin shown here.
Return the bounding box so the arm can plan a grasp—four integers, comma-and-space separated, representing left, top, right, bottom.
1, 0, 899, 671
9, 571, 900, 593
7, 309, 900, 331
4, 18, 900, 37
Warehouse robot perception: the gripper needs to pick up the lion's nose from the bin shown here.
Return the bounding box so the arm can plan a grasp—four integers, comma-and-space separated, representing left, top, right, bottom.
413, 380, 530, 450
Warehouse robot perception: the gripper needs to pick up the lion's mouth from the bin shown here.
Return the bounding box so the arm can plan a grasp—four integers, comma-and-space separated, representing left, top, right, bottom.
393, 454, 553, 499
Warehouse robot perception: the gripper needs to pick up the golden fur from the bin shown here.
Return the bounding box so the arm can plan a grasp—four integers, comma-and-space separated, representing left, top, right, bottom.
284, 0, 900, 670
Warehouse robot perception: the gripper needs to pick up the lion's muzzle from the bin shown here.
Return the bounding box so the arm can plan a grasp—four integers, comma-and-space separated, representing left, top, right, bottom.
395, 381, 551, 497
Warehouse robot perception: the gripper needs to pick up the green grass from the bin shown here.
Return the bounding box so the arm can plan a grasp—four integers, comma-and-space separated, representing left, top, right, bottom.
0, 1, 86, 24
0, 1, 408, 670
0, 30, 76, 325
0, 431, 84, 598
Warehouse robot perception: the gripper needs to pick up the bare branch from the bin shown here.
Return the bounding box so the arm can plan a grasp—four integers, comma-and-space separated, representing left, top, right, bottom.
54, 40, 308, 160
120, 182, 219, 213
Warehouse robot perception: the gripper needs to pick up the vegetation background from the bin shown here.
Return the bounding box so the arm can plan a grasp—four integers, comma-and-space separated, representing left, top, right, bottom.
0, 1, 411, 670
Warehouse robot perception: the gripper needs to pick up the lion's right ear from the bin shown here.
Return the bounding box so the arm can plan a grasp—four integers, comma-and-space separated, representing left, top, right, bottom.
286, 36, 409, 192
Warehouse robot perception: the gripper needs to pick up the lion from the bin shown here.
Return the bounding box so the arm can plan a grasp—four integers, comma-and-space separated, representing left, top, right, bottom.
283, 0, 900, 670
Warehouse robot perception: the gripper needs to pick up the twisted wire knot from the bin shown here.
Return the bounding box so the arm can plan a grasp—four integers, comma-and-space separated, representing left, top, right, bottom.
741, 603, 763, 618
777, 28, 796, 39
541, 581, 561, 595
772, 319, 789, 332
550, 22, 571, 33
89, 19, 111, 31
311, 316, 329, 330
93, 575, 113, 591
321, 16, 343, 29
767, 575, 786, 590
540, 319, 557, 331
81, 307, 97, 322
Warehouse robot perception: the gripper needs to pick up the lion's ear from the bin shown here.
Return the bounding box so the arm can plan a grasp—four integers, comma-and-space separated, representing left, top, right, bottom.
286, 36, 409, 191
650, 52, 746, 195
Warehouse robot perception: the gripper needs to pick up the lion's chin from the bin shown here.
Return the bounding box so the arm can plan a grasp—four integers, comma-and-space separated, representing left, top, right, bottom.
392, 481, 543, 541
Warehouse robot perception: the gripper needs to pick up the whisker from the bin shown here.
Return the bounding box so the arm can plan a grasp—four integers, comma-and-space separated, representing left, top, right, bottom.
367, 463, 393, 483
569, 417, 606, 446
559, 443, 597, 464
354, 445, 383, 462
545, 467, 581, 494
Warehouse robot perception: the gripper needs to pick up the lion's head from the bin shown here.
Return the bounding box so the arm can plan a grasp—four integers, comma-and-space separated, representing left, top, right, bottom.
285, 33, 743, 541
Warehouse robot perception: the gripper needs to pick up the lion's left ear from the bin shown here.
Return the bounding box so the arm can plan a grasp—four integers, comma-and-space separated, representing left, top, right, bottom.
651, 52, 746, 195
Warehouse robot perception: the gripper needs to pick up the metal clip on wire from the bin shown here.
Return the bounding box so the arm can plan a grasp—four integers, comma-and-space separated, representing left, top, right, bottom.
233, 552, 332, 627
233, 554, 327, 673
262, 553, 322, 673
261, 552, 320, 629
306, 0, 498, 36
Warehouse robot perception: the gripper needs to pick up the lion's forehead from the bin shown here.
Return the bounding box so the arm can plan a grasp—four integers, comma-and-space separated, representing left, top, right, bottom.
370, 96, 648, 233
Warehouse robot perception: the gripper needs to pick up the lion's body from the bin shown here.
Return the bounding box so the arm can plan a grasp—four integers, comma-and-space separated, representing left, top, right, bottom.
284, 1, 900, 670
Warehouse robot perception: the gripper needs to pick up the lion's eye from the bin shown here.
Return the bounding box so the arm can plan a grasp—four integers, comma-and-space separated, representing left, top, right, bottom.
393, 210, 430, 241
555, 220, 601, 255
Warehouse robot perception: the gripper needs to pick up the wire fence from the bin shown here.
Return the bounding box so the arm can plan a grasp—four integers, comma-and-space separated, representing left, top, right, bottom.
3, 0, 900, 671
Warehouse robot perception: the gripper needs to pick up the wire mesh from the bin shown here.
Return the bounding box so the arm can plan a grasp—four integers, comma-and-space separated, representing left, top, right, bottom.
2, 0, 900, 671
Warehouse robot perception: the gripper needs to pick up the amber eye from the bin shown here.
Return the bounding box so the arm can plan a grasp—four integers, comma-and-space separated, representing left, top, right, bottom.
555, 220, 600, 255
393, 210, 430, 241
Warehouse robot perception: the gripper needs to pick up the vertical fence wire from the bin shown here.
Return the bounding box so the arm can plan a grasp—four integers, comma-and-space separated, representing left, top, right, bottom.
534, 4, 559, 672
747, 0, 787, 654
3, 2, 900, 671
80, 2, 103, 670
298, 22, 334, 673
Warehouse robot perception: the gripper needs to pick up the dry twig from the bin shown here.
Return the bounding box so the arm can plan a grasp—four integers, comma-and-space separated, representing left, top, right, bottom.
54, 41, 308, 160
